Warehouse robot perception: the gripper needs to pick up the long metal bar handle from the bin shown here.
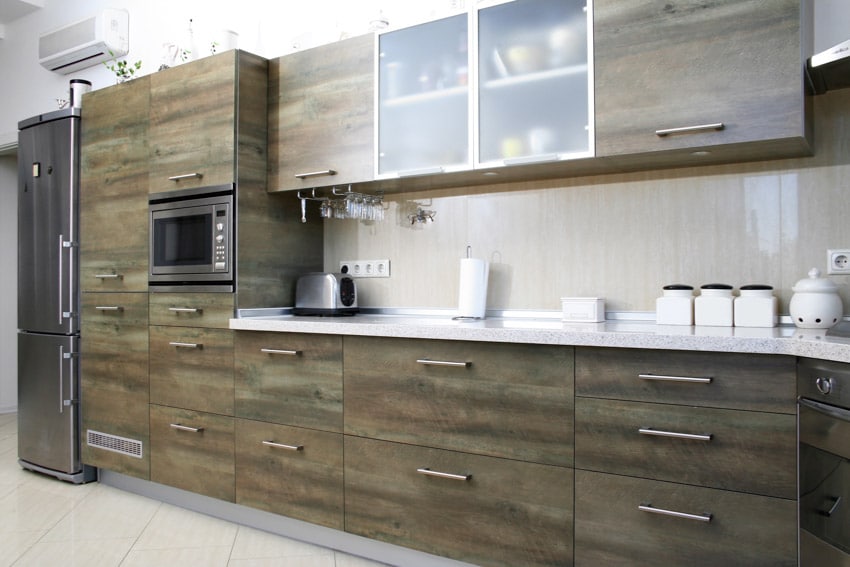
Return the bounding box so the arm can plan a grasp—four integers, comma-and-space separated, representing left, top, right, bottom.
94, 273, 123, 280
58, 345, 65, 414
639, 373, 712, 384
168, 173, 203, 181
262, 440, 304, 451
655, 123, 725, 137
168, 307, 202, 314
95, 306, 124, 311
58, 234, 65, 325
416, 468, 472, 481
169, 342, 202, 349
639, 504, 712, 523
294, 169, 337, 179
260, 348, 302, 356
416, 359, 472, 368
639, 428, 713, 442
170, 423, 204, 433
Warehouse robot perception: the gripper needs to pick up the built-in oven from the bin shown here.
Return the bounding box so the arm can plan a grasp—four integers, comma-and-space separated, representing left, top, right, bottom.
798, 357, 850, 566
149, 184, 234, 292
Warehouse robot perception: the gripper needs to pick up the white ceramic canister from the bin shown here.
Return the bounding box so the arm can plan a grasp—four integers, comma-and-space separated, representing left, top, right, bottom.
69, 79, 91, 108
789, 268, 843, 329
656, 284, 694, 325
695, 283, 734, 327
734, 284, 778, 328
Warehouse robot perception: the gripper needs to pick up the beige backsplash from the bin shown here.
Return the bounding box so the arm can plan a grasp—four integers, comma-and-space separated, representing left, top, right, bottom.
324, 89, 850, 315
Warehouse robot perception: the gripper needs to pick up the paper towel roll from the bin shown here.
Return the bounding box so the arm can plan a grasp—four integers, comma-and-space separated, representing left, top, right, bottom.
458, 258, 489, 318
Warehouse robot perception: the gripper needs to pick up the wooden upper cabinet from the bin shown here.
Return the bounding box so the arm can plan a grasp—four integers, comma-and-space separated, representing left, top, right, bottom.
149, 50, 268, 193
80, 77, 150, 291
267, 34, 374, 193
594, 0, 811, 161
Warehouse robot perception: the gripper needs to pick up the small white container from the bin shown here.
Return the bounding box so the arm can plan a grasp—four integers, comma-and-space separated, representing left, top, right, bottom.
789, 268, 843, 329
695, 284, 734, 327
656, 284, 694, 325
734, 285, 777, 328
561, 297, 605, 322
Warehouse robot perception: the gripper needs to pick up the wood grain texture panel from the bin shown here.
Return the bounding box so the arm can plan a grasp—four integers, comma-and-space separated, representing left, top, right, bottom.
80, 292, 150, 478
574, 397, 796, 499
268, 33, 374, 192
575, 347, 797, 414
574, 470, 797, 567
235, 419, 343, 529
80, 77, 150, 291
149, 292, 234, 328
344, 336, 574, 466
150, 405, 235, 501
594, 0, 809, 157
345, 436, 573, 567
149, 326, 234, 415
234, 332, 342, 431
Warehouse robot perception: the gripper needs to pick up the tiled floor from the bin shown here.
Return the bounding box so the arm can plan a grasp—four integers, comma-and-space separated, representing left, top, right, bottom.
0, 413, 388, 567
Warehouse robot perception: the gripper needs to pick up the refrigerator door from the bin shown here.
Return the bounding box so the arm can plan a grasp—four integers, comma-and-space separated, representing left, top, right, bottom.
17, 113, 79, 335
18, 332, 81, 476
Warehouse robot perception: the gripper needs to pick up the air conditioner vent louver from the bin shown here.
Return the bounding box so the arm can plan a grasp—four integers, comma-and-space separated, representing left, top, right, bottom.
38, 9, 129, 74
87, 429, 143, 458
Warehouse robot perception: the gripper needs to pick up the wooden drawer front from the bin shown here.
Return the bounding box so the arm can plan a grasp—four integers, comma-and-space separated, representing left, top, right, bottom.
150, 405, 235, 501
575, 347, 796, 413
149, 326, 234, 415
574, 469, 797, 567
235, 419, 343, 530
344, 336, 574, 466
81, 293, 150, 478
575, 397, 796, 499
149, 293, 234, 329
234, 332, 342, 431
344, 436, 573, 567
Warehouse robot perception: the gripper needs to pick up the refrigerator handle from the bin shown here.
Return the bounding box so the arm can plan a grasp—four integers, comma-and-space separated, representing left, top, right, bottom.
58, 234, 77, 324
59, 346, 78, 413
58, 234, 65, 325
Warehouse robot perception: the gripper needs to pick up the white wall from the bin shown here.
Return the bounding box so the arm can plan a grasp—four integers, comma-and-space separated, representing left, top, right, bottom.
0, 156, 17, 413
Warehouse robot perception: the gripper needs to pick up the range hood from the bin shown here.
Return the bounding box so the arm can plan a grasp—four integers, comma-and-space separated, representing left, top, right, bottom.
807, 39, 850, 95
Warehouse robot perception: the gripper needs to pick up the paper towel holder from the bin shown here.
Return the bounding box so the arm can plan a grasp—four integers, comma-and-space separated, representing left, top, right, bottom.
453, 246, 488, 321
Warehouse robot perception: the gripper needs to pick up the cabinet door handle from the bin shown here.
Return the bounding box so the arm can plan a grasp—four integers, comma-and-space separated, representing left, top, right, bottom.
294, 169, 337, 179
818, 496, 843, 517
94, 273, 123, 280
639, 428, 712, 442
262, 440, 304, 451
168, 307, 202, 314
95, 306, 124, 311
169, 342, 201, 349
170, 423, 204, 433
655, 123, 724, 137
168, 172, 203, 181
638, 373, 712, 384
639, 504, 712, 523
416, 468, 471, 481
260, 348, 302, 356
416, 359, 471, 368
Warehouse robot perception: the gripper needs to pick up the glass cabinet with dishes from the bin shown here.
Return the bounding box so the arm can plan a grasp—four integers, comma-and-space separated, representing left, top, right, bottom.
375, 0, 593, 179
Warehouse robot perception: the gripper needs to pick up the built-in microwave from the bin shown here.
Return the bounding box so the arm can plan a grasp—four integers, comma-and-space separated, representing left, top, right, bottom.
149, 184, 234, 292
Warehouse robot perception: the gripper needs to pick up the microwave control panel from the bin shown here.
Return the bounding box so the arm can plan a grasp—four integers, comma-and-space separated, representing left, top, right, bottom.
214, 208, 228, 271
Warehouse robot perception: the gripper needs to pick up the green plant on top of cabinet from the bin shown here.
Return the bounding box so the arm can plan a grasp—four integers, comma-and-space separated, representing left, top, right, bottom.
268, 34, 374, 193
593, 0, 811, 164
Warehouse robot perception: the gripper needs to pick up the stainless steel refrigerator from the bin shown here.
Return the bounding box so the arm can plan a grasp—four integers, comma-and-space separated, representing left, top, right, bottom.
17, 107, 95, 483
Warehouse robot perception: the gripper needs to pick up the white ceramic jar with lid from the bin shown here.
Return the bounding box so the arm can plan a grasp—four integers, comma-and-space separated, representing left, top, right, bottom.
789, 268, 843, 328
695, 283, 734, 326
734, 284, 777, 327
656, 284, 694, 325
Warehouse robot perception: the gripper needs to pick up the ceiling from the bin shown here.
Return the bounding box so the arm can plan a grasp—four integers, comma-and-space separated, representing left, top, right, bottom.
0, 0, 43, 30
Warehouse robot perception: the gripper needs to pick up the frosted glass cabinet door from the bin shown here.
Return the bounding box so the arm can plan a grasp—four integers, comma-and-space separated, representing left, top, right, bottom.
477, 0, 593, 166
377, 14, 470, 177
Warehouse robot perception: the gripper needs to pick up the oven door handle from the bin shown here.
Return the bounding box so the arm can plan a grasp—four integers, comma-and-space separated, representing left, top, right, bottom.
799, 397, 850, 423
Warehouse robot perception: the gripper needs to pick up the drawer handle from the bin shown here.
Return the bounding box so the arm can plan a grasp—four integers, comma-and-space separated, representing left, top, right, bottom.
94, 273, 123, 280
638, 373, 712, 384
94, 306, 124, 311
170, 423, 204, 433
169, 342, 202, 349
639, 504, 712, 523
655, 123, 724, 137
416, 468, 471, 481
416, 359, 471, 368
260, 348, 302, 356
818, 496, 843, 517
168, 172, 203, 181
262, 440, 304, 451
639, 428, 712, 442
169, 307, 202, 314
294, 169, 337, 179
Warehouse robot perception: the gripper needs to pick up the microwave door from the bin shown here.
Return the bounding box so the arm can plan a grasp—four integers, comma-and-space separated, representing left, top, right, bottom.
150, 207, 214, 275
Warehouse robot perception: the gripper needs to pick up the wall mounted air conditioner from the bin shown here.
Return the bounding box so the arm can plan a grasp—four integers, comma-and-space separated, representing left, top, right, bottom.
39, 9, 129, 74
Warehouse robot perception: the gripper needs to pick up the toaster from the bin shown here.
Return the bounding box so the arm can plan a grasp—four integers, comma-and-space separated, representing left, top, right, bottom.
294, 272, 358, 316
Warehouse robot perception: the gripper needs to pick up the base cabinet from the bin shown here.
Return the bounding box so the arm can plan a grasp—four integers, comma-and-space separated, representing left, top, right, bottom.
344, 436, 574, 567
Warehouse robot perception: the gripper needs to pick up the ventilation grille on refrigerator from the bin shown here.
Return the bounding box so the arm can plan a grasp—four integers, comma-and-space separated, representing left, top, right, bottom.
87, 430, 143, 458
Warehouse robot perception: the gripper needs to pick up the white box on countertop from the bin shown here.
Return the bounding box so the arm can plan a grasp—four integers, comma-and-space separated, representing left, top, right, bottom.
561, 297, 605, 322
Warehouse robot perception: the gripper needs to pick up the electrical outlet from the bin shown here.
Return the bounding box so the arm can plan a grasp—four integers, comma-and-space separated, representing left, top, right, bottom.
828, 249, 850, 274
339, 259, 391, 278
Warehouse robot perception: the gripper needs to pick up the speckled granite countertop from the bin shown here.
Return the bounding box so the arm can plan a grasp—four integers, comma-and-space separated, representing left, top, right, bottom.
230, 309, 850, 364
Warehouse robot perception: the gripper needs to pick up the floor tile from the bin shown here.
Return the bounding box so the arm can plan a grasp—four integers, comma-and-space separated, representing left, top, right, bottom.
230, 525, 334, 560
12, 538, 135, 567
120, 546, 232, 567
228, 556, 335, 567
0, 530, 47, 567
335, 554, 393, 567
0, 482, 78, 533
132, 502, 238, 550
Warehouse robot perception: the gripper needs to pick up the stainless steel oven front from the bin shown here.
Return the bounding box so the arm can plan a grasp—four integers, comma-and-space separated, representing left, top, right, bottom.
149, 184, 234, 292
798, 357, 850, 567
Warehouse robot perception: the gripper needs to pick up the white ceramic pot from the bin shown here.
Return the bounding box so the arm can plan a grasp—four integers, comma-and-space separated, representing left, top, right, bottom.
789, 268, 843, 329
